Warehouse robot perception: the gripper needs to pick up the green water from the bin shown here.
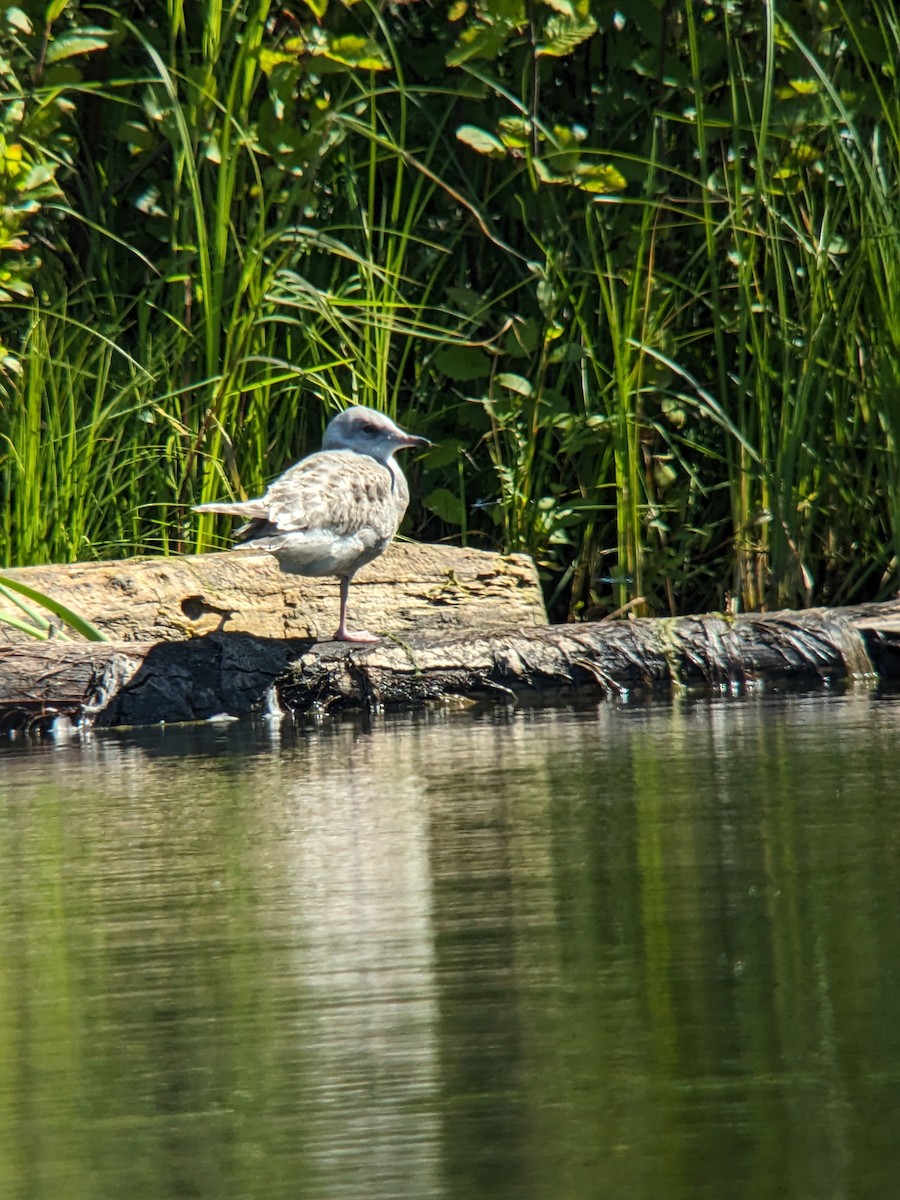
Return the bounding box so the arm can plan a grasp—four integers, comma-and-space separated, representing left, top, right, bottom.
1, 691, 899, 1200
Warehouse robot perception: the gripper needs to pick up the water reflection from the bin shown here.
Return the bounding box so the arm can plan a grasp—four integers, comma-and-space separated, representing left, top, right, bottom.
0, 691, 899, 1199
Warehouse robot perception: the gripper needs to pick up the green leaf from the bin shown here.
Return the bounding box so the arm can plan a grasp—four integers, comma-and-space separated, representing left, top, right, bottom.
572, 162, 627, 193
435, 344, 492, 381
547, 341, 583, 364
21, 163, 57, 191
45, 29, 112, 64
5, 7, 33, 33
456, 124, 506, 159
316, 34, 390, 70
495, 371, 533, 396
552, 123, 587, 148
258, 47, 295, 75
503, 318, 540, 358
486, 0, 527, 22
44, 0, 67, 20
447, 22, 509, 67
115, 120, 155, 153
424, 488, 467, 526
537, 14, 597, 57
301, 0, 328, 17
776, 78, 821, 99
533, 158, 570, 186
423, 439, 465, 468
498, 116, 534, 150
445, 286, 485, 316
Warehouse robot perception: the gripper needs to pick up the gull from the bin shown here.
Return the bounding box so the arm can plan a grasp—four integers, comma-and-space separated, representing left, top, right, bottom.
194, 405, 430, 643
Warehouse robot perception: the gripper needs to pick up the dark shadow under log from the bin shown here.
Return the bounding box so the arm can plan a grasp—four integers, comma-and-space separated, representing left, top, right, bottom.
2, 599, 899, 732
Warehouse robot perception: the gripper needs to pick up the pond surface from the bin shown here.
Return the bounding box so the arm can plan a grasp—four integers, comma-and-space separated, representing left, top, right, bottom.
1, 690, 900, 1200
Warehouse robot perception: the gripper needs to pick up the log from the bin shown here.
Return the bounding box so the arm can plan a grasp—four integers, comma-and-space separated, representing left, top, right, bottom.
2, 598, 899, 732
0, 542, 547, 642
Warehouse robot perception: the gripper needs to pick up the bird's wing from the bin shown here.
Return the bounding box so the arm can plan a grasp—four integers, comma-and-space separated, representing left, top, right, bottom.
254, 451, 401, 539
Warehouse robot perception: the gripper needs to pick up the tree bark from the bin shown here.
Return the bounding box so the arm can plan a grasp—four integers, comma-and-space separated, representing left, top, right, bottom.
2, 598, 898, 733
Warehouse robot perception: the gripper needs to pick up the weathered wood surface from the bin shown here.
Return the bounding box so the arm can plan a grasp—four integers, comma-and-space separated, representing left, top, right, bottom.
1, 542, 547, 642
2, 598, 898, 731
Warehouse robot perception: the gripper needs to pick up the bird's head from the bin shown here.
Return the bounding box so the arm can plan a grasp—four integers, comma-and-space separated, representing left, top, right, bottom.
322, 406, 431, 463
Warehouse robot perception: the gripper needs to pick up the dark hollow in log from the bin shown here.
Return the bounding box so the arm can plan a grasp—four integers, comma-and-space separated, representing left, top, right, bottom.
2, 599, 899, 733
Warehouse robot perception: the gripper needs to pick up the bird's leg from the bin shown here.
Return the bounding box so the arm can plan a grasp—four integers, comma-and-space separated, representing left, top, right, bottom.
333, 575, 379, 643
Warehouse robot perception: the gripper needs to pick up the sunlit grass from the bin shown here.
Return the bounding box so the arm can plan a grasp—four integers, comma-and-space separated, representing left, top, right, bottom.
1, 1, 898, 621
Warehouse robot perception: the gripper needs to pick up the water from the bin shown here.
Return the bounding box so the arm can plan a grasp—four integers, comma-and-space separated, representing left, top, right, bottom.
1, 690, 900, 1200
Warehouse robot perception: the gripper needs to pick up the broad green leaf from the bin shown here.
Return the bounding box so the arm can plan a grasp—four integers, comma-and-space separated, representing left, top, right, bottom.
435, 344, 492, 381
537, 14, 597, 57
573, 162, 627, 193
423, 439, 465, 468
484, 0, 527, 23
456, 124, 506, 159
21, 163, 57, 191
503, 317, 540, 357
43, 64, 82, 88
533, 158, 569, 185
115, 120, 155, 153
44, 0, 67, 20
775, 78, 820, 98
495, 371, 533, 396
316, 34, 390, 70
449, 0, 468, 17
547, 341, 583, 364
543, 147, 581, 173
498, 116, 533, 149
447, 22, 509, 66
45, 29, 112, 63
301, 0, 328, 18
504, 319, 540, 355
552, 123, 587, 147
258, 47, 295, 74
5, 7, 32, 33
0, 277, 33, 298
445, 286, 485, 316
424, 487, 466, 526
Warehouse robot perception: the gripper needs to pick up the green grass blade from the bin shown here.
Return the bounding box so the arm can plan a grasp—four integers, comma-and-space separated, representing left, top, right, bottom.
0, 577, 109, 641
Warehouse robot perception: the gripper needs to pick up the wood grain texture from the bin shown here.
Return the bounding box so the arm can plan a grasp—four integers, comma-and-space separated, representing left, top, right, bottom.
1, 542, 547, 643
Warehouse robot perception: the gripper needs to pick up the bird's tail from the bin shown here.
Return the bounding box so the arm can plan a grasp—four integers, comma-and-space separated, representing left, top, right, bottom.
193, 501, 251, 517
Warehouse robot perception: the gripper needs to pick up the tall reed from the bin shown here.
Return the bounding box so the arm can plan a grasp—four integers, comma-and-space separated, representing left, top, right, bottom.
2, 1, 898, 619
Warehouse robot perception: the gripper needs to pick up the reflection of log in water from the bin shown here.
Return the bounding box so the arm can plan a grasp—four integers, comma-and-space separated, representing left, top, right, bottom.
1, 598, 899, 731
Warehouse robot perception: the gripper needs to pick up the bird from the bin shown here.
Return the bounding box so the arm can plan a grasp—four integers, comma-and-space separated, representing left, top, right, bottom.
194, 405, 430, 643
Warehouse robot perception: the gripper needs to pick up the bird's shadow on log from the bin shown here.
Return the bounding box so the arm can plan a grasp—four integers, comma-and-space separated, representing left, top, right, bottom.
94, 630, 420, 727
96, 632, 318, 727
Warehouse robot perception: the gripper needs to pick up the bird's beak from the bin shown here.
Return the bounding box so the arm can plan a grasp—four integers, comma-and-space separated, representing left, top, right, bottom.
399, 433, 432, 450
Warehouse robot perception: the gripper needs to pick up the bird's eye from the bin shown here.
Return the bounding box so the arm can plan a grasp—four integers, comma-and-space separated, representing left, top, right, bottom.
361, 422, 377, 435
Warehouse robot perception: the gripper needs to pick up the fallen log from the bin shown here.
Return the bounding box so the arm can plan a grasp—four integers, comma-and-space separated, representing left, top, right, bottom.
2, 598, 898, 732
0, 542, 547, 643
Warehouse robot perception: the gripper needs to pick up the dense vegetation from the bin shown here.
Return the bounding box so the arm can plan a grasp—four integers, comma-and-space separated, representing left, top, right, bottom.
1, 0, 898, 619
